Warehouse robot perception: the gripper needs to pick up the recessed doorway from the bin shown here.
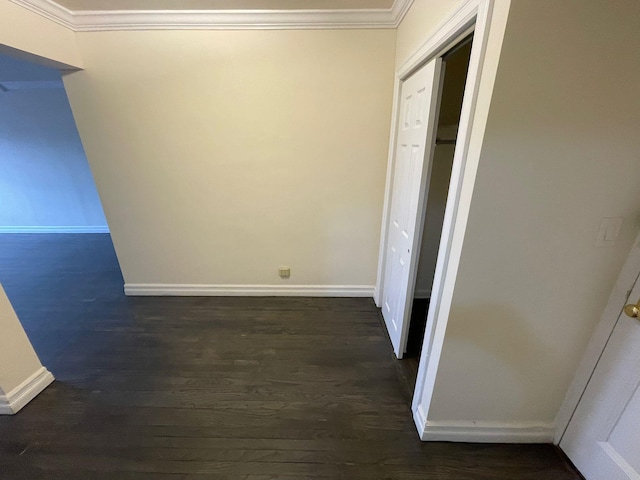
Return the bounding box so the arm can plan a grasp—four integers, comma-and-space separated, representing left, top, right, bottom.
400, 39, 473, 391
0, 52, 123, 368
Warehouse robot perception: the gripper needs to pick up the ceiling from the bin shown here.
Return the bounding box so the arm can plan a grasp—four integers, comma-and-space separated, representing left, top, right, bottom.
52, 0, 396, 12
0, 53, 60, 82
0, 53, 65, 92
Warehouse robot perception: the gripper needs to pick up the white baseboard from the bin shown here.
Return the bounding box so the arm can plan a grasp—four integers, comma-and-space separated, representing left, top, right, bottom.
419, 420, 555, 443
0, 367, 54, 415
413, 404, 429, 438
0, 226, 109, 233
124, 283, 375, 297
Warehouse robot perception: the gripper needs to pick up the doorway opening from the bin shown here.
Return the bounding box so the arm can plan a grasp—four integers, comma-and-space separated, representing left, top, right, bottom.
0, 53, 124, 367
375, 1, 504, 439
394, 38, 474, 394
0, 53, 107, 234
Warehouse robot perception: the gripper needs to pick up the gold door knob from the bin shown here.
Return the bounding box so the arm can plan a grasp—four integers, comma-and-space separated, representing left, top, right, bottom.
624, 301, 640, 318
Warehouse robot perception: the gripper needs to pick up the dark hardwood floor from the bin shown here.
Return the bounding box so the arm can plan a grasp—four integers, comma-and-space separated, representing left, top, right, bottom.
0, 234, 583, 479
393, 298, 431, 402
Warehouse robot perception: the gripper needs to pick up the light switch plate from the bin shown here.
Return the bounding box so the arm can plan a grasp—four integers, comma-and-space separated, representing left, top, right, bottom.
595, 217, 624, 247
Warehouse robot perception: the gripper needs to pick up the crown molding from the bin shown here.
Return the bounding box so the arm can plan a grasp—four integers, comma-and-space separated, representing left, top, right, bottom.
10, 0, 415, 31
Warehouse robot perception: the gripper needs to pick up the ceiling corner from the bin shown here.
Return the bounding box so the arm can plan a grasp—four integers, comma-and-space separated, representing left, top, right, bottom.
391, 0, 414, 27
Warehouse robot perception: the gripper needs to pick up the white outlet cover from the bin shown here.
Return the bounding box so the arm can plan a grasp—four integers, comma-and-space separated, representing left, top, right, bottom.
278, 267, 291, 277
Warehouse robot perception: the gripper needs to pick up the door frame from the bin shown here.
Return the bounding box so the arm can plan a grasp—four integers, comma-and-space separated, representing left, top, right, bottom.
374, 0, 512, 438
555, 231, 640, 443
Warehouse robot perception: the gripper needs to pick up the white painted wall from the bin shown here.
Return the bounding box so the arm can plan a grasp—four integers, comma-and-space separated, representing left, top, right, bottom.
0, 56, 107, 231
395, 0, 463, 69
427, 0, 640, 428
0, 0, 77, 415
0, 53, 62, 83
63, 29, 395, 289
0, 283, 43, 393
0, 282, 54, 414
0, 0, 81, 70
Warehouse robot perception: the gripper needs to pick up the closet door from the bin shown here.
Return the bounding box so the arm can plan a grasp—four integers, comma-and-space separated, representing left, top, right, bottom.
381, 58, 443, 358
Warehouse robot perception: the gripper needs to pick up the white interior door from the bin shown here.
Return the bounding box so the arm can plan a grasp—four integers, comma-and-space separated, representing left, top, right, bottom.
561, 270, 640, 479
381, 58, 442, 358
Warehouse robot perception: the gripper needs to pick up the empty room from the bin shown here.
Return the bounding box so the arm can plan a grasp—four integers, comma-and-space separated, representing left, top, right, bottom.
1, 0, 639, 479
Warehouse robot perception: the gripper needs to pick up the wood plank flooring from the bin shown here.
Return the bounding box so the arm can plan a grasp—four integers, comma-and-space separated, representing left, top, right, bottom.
0, 234, 583, 479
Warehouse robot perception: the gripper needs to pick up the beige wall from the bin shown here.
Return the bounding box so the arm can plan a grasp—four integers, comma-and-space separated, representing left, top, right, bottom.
0, 284, 43, 394
0, 1, 73, 407
395, 0, 462, 69
64, 29, 395, 288
428, 0, 640, 424
0, 85, 107, 229
0, 1, 81, 69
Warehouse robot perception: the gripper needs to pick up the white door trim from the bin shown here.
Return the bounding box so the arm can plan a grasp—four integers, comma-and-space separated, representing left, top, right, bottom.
554, 231, 640, 444
374, 0, 480, 308
374, 0, 512, 439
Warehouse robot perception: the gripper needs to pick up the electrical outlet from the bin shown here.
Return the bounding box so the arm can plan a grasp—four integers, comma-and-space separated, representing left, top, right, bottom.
278, 267, 291, 278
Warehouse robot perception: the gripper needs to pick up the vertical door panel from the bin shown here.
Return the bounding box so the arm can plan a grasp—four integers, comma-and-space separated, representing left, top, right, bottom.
381, 58, 443, 358
561, 273, 640, 480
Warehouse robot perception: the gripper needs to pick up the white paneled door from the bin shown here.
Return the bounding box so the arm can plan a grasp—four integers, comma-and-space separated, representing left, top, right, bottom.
382, 58, 442, 358
561, 268, 640, 480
